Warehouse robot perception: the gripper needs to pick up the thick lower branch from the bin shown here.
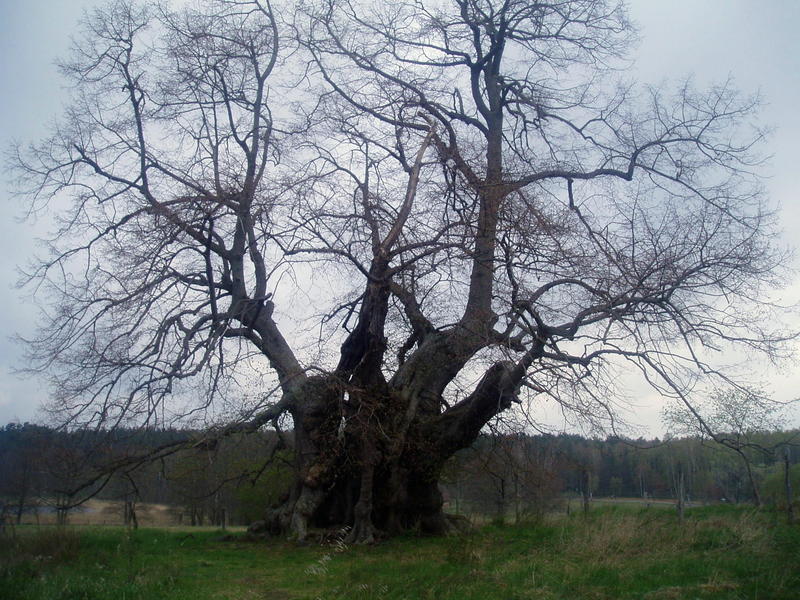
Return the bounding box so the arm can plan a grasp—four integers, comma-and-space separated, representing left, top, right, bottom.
427, 361, 520, 458
237, 299, 306, 390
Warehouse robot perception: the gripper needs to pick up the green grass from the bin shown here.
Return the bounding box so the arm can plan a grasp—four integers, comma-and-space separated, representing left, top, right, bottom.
2, 505, 798, 599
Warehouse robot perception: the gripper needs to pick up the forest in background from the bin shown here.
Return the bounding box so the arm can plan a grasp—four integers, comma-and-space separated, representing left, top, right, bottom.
1, 422, 798, 528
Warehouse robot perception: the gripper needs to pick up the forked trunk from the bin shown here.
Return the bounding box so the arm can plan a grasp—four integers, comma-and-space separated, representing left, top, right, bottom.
261, 360, 518, 543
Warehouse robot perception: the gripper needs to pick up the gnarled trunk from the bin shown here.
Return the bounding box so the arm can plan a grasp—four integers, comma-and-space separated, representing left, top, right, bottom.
260, 355, 520, 543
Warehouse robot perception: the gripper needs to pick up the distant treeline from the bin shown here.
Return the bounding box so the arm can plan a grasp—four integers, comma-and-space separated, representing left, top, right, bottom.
441, 431, 800, 521
1, 423, 798, 526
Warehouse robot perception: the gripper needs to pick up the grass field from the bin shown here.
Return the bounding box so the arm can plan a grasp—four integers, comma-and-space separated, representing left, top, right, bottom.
1, 505, 798, 599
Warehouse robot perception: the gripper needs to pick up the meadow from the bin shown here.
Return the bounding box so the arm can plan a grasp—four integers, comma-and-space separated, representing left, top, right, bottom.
1, 505, 798, 600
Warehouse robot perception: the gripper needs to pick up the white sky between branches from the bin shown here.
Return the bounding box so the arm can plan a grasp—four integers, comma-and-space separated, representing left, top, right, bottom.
1, 0, 799, 435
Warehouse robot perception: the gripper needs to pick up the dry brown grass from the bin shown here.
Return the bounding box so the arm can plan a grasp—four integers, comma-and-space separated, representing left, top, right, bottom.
17, 499, 184, 527
561, 511, 677, 560
560, 505, 771, 566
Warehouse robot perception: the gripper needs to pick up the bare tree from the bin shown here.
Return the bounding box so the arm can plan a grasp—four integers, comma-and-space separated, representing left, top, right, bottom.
663, 386, 793, 507
783, 447, 795, 524
10, 0, 793, 542
0, 424, 48, 524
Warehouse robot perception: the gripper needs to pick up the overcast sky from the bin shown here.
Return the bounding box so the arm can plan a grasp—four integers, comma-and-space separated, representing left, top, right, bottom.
1, 0, 799, 433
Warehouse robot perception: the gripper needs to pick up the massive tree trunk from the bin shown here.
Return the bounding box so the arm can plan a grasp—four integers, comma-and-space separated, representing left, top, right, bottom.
262, 243, 523, 542
264, 364, 518, 543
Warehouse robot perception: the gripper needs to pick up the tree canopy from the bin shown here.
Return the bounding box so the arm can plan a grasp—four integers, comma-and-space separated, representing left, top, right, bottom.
11, 0, 794, 541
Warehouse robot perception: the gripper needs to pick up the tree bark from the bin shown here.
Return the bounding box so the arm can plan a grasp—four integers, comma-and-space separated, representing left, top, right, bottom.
581, 468, 591, 515
740, 452, 762, 508
261, 356, 523, 543
785, 448, 794, 525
